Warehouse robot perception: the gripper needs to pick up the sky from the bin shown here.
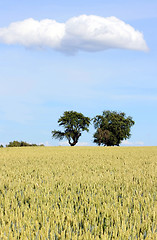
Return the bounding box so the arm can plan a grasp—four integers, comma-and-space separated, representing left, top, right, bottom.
0, 0, 157, 146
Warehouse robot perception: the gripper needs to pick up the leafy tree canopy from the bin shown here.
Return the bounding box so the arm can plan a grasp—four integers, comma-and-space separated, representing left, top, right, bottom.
93, 110, 135, 146
6, 141, 44, 147
52, 111, 90, 146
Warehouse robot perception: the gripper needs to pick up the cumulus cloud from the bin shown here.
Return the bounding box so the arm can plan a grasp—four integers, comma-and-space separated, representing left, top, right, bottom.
0, 15, 148, 53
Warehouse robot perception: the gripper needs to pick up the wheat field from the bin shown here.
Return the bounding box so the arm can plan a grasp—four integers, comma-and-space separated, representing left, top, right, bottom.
0, 146, 157, 239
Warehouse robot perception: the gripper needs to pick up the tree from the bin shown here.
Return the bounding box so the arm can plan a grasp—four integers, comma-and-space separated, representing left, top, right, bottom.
52, 111, 90, 146
93, 128, 116, 146
93, 110, 135, 146
6, 141, 44, 147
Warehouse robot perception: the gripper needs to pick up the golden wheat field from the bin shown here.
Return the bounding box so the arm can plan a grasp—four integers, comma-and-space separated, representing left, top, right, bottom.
0, 146, 157, 239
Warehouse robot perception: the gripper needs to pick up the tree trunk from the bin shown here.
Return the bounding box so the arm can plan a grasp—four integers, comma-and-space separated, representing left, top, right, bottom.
68, 133, 81, 146
68, 140, 77, 146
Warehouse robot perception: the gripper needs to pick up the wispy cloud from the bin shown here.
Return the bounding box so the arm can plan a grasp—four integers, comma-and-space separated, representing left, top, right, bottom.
110, 94, 157, 101
59, 141, 89, 146
122, 140, 144, 146
0, 15, 148, 53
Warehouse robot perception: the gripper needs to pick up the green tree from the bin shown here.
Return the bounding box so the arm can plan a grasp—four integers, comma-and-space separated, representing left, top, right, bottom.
93, 110, 135, 146
52, 111, 90, 146
6, 141, 44, 147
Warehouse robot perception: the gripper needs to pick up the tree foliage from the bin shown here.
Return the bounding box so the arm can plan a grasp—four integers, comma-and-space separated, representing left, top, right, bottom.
6, 141, 44, 147
93, 110, 135, 146
52, 111, 90, 146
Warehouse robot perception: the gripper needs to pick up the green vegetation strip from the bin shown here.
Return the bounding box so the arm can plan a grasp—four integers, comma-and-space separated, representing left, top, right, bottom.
0, 147, 157, 239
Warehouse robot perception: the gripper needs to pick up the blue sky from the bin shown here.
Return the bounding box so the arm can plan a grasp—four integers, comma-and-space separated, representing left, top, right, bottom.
0, 0, 157, 146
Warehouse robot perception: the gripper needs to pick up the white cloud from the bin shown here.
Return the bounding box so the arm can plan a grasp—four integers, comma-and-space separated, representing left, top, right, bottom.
76, 142, 89, 146
59, 141, 69, 146
0, 18, 65, 49
39, 141, 50, 146
59, 141, 89, 146
122, 140, 144, 146
111, 94, 157, 101
0, 15, 148, 53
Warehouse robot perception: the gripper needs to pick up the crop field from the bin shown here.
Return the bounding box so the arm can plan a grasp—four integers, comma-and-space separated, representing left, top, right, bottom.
0, 146, 157, 239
